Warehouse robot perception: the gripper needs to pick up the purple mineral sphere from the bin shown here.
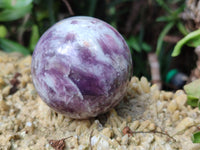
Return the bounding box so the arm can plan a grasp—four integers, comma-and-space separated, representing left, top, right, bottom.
31, 16, 132, 119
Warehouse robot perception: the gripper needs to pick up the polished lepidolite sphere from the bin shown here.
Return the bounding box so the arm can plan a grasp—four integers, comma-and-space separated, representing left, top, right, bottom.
31, 16, 132, 119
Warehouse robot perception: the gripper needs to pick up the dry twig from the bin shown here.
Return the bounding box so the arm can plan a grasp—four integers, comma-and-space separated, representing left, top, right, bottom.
122, 126, 176, 142
62, 0, 74, 15
163, 35, 181, 43
48, 136, 73, 150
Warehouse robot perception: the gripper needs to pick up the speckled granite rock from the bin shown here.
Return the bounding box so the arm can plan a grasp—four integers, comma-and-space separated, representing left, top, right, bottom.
0, 51, 200, 150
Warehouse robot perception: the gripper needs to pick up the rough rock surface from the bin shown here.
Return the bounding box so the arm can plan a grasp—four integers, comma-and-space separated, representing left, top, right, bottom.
0, 51, 200, 150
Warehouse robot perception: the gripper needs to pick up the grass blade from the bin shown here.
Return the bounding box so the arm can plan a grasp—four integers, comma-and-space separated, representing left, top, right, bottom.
156, 22, 174, 55
0, 38, 30, 55
156, 0, 171, 13
176, 22, 188, 36
88, 0, 97, 16
29, 25, 40, 52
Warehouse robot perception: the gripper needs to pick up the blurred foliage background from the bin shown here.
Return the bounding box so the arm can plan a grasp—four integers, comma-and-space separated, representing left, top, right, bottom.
2, 0, 200, 142
0, 0, 200, 90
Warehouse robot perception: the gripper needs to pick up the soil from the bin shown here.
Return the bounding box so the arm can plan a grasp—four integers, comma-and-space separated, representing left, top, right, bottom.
0, 51, 200, 150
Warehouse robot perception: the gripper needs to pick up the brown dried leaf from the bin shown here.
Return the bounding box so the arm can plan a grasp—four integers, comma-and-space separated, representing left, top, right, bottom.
9, 86, 18, 95
9, 72, 21, 95
48, 136, 72, 150
122, 126, 133, 137
14, 72, 22, 78
48, 139, 65, 150
10, 72, 21, 86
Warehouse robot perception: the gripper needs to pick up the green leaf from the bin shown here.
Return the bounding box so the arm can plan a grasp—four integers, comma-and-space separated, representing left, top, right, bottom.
142, 42, 152, 52
184, 79, 200, 108
0, 0, 33, 9
0, 25, 7, 38
172, 29, 200, 57
176, 22, 189, 36
187, 35, 200, 47
192, 132, 200, 143
171, 4, 185, 17
0, 4, 32, 21
36, 10, 49, 22
127, 36, 141, 53
156, 0, 171, 13
156, 22, 174, 55
199, 101, 200, 110
187, 95, 199, 107
0, 38, 30, 56
156, 4, 184, 22
29, 25, 40, 52
156, 16, 173, 22
184, 79, 200, 101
